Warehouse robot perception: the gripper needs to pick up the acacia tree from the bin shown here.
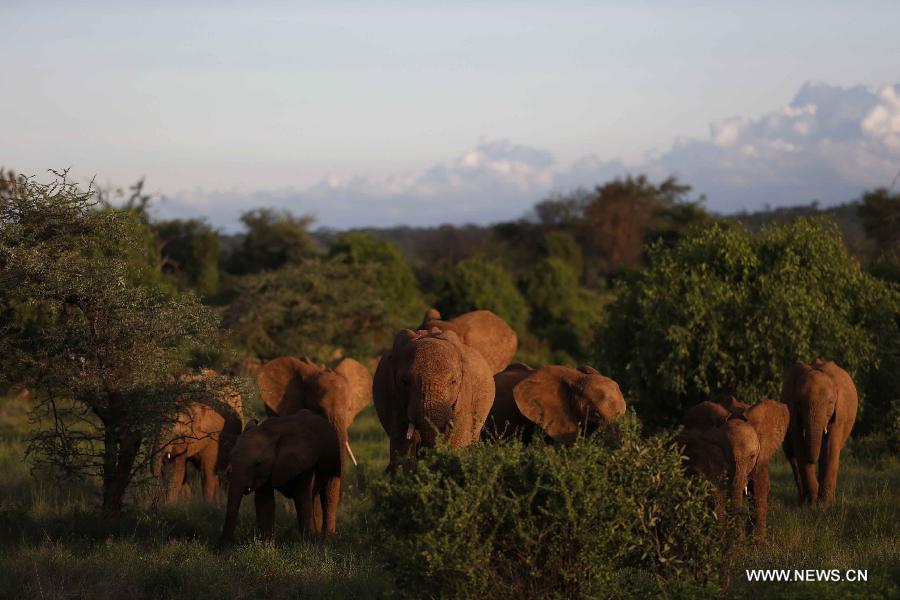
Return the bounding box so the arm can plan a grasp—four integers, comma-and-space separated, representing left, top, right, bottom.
0, 172, 219, 516
221, 260, 389, 362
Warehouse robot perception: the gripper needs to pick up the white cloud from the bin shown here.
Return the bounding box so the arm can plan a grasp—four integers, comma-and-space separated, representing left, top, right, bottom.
159, 81, 900, 230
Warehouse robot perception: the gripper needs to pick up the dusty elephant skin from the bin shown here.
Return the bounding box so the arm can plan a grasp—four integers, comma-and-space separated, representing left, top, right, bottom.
257, 356, 372, 468
373, 328, 495, 470
679, 399, 789, 541
511, 364, 626, 445
151, 370, 243, 503
781, 360, 858, 505
419, 308, 517, 374
219, 410, 342, 544
482, 363, 538, 441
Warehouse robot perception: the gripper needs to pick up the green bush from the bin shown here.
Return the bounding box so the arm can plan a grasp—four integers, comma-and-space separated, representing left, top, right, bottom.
328, 231, 424, 328
435, 258, 530, 334
521, 257, 601, 359
368, 421, 729, 599
598, 218, 900, 430
221, 260, 389, 362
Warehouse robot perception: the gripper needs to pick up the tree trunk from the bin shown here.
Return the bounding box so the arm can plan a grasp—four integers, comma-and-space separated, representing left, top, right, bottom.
101, 420, 142, 518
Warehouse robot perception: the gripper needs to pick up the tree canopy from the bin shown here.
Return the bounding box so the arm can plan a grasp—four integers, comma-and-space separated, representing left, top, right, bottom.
598, 217, 900, 429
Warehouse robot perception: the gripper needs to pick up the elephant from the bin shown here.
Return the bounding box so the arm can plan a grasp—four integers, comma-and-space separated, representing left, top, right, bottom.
256, 356, 372, 468
374, 328, 495, 469
219, 410, 342, 544
511, 365, 626, 445
482, 363, 538, 441
679, 399, 789, 541
419, 308, 517, 374
781, 360, 858, 505
152, 370, 243, 503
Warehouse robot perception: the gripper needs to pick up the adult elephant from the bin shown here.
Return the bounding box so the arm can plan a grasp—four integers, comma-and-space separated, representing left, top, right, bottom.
781, 360, 858, 505
482, 363, 538, 442
679, 399, 789, 541
419, 308, 517, 374
374, 328, 494, 469
219, 410, 342, 544
152, 370, 243, 503
511, 365, 626, 445
257, 356, 372, 467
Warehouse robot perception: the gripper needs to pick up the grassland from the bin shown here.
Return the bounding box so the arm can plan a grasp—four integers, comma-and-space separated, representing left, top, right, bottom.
0, 393, 897, 599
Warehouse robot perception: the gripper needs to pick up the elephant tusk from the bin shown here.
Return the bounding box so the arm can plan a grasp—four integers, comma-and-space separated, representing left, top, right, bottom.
824, 426, 828, 435
165, 452, 172, 461
345, 441, 358, 467
744, 486, 749, 496
406, 423, 415, 440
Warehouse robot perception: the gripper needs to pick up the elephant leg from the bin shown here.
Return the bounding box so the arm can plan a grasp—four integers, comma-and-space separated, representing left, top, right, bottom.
751, 464, 770, 542
166, 456, 187, 503
199, 444, 219, 501
254, 486, 276, 540
320, 475, 341, 535
800, 461, 819, 506
784, 435, 805, 505
293, 471, 316, 536
819, 432, 842, 502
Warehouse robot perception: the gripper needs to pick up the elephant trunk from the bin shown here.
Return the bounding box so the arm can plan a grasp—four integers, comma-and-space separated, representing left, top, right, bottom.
332, 417, 357, 469
219, 478, 244, 544
411, 382, 453, 448
804, 409, 830, 464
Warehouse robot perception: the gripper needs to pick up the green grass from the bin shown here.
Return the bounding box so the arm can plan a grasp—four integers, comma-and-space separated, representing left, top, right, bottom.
0, 393, 897, 598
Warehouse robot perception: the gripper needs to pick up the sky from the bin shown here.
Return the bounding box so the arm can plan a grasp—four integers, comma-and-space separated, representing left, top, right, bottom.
3, 1, 900, 231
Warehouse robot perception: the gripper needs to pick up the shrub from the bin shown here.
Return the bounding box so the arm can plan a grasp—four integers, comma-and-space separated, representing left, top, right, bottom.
598, 218, 900, 430
521, 257, 601, 359
328, 232, 424, 328
221, 260, 389, 361
368, 421, 728, 598
435, 258, 530, 334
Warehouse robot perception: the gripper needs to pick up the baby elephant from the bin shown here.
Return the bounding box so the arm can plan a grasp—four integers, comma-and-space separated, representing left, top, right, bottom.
219, 410, 342, 544
679, 399, 788, 542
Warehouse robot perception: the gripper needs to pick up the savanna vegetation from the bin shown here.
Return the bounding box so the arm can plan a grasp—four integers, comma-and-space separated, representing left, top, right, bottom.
1, 167, 898, 597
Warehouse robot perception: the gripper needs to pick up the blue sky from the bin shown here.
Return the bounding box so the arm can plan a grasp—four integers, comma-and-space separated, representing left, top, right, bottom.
3, 1, 900, 230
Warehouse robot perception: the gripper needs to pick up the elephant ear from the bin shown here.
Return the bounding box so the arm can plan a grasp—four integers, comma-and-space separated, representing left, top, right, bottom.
744, 399, 789, 463
335, 358, 373, 423
372, 352, 395, 434
257, 357, 319, 416
513, 365, 579, 444
271, 425, 318, 488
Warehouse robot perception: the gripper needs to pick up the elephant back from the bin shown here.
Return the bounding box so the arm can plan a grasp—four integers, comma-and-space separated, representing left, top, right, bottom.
420, 308, 517, 374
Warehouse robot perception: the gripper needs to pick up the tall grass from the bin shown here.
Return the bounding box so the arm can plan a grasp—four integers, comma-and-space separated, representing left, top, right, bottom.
0, 392, 896, 598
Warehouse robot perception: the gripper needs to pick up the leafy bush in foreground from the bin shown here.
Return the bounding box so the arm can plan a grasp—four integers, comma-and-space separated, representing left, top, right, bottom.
369, 421, 728, 598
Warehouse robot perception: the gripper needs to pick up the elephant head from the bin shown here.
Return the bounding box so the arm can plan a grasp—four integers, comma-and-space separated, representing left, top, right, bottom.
512, 365, 626, 444
257, 356, 372, 467
373, 328, 494, 466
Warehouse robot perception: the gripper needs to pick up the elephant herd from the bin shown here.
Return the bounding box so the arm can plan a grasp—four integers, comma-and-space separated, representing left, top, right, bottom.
151, 309, 858, 547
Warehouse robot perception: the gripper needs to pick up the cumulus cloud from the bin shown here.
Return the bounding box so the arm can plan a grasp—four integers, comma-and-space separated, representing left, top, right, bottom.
160, 81, 900, 230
